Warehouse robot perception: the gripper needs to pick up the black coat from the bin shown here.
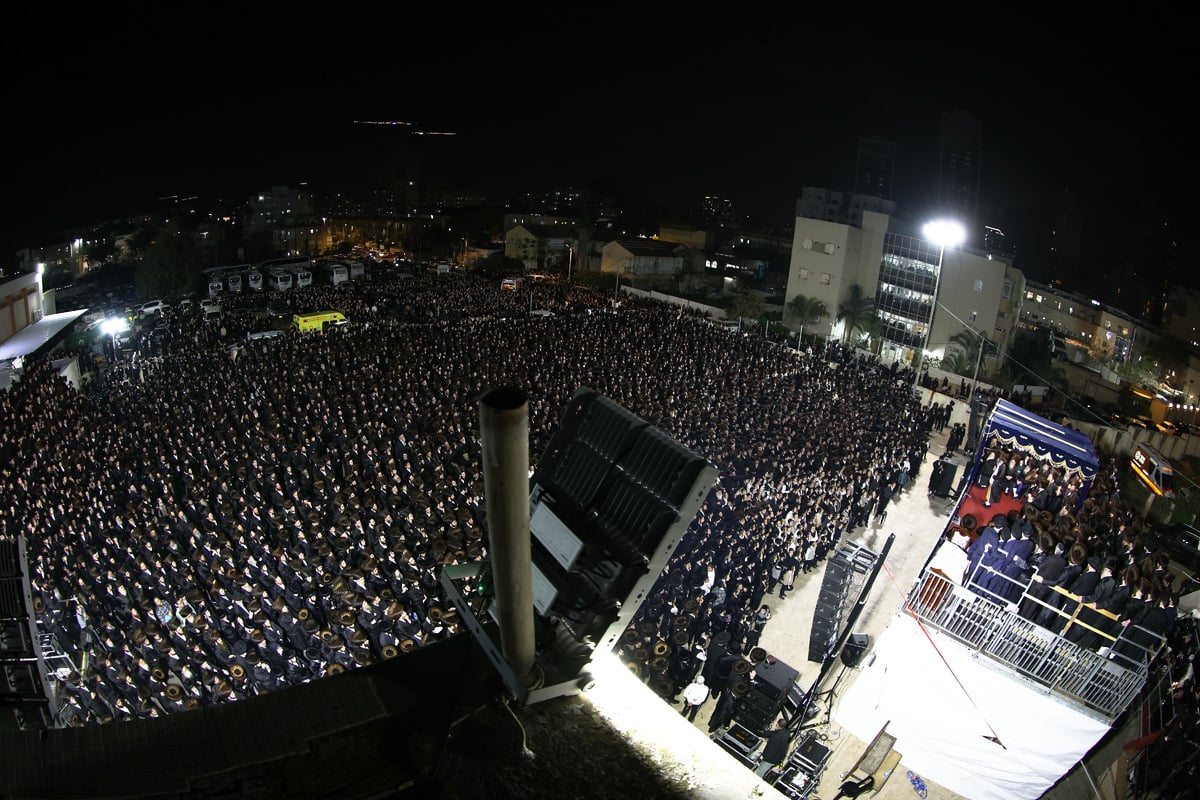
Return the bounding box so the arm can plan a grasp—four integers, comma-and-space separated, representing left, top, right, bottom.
761, 727, 791, 765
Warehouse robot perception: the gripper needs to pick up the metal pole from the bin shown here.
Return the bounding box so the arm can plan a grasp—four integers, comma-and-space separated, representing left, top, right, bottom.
478, 386, 536, 686
969, 334, 985, 402
914, 244, 946, 389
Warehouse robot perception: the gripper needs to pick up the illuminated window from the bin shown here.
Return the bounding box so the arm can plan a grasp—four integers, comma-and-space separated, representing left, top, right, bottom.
820, 273, 831, 285
974, 279, 984, 292
1002, 281, 1012, 299
799, 268, 809, 280
969, 311, 977, 323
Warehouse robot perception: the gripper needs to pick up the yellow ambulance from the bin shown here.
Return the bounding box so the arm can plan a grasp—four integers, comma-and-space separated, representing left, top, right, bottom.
292, 311, 347, 333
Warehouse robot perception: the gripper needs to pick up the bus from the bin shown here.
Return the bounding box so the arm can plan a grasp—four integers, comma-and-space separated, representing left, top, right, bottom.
290, 268, 313, 289
247, 270, 263, 291
203, 263, 251, 298
322, 262, 349, 286
258, 255, 313, 274
267, 269, 293, 291
345, 260, 364, 280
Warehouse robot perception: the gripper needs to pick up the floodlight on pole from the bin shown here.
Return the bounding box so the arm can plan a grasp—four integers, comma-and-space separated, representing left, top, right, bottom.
913, 219, 966, 388
101, 317, 129, 358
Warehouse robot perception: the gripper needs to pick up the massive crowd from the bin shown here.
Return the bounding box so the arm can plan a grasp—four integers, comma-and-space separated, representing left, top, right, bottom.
4, 267, 1193, 769
0, 270, 934, 725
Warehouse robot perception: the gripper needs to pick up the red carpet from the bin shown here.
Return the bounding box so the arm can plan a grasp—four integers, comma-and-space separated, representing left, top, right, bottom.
954, 483, 1025, 533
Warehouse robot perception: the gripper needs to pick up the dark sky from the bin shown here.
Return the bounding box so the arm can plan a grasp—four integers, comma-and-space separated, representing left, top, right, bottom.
3, 25, 1189, 288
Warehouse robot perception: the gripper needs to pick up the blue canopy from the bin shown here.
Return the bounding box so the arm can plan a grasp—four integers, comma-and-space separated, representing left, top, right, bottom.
981, 399, 1099, 483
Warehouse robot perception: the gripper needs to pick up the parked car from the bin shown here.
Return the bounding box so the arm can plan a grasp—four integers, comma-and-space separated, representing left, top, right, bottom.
1149, 522, 1200, 579
140, 300, 166, 317
266, 301, 291, 320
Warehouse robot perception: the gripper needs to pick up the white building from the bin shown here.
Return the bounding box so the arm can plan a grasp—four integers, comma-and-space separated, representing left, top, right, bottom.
784, 208, 1024, 370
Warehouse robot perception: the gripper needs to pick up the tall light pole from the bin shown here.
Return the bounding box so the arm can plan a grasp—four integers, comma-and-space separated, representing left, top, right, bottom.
565, 243, 575, 283
614, 257, 631, 308
101, 317, 129, 362
914, 219, 966, 389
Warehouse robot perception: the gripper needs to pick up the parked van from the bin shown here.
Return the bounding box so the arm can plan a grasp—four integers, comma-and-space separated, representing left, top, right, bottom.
293, 311, 347, 333
1131, 443, 1175, 498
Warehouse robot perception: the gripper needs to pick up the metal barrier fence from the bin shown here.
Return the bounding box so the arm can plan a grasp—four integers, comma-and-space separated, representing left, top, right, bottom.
907, 570, 1147, 720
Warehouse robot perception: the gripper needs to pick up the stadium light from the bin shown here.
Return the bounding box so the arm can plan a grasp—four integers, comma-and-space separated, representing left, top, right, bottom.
914, 219, 966, 387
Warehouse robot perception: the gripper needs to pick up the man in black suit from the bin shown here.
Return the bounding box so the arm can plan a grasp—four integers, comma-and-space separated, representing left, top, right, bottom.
755, 719, 791, 778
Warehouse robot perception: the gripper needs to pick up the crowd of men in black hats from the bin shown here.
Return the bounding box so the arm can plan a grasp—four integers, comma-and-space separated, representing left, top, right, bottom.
0, 269, 941, 726
615, 332, 938, 716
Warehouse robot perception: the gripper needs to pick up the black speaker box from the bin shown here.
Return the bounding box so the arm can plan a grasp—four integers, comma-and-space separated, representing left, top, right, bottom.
754, 657, 799, 700
933, 463, 958, 497
818, 586, 845, 609
740, 690, 778, 714
735, 702, 777, 733
826, 558, 850, 577
812, 612, 837, 630
841, 633, 870, 667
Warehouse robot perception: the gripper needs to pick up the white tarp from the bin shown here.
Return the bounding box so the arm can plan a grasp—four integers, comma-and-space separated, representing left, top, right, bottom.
0, 310, 87, 361
833, 613, 1110, 800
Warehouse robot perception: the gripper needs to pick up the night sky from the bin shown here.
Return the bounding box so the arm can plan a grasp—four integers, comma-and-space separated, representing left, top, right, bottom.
3, 24, 1189, 291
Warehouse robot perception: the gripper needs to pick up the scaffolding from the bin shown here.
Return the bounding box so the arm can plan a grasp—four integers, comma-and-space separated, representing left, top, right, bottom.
906, 570, 1149, 721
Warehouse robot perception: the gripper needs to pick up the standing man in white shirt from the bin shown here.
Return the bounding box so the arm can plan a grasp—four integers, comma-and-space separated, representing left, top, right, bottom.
681, 675, 709, 722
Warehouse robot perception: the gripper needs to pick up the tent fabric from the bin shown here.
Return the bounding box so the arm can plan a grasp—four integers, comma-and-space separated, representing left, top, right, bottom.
834, 613, 1110, 800
981, 399, 1099, 483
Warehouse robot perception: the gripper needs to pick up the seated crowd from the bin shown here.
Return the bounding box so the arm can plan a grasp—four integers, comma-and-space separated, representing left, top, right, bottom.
957, 440, 1190, 670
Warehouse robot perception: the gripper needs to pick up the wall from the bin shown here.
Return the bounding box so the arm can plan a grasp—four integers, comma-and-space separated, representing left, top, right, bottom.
0, 272, 42, 345
620, 286, 725, 318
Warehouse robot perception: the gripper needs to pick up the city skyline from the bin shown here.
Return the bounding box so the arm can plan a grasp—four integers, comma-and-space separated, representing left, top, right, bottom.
4, 27, 1190, 295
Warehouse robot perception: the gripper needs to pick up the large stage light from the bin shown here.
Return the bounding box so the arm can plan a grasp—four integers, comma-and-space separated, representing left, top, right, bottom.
441, 387, 717, 705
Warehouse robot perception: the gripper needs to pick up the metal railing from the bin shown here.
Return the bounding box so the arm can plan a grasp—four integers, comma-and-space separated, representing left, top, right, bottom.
906, 570, 1148, 720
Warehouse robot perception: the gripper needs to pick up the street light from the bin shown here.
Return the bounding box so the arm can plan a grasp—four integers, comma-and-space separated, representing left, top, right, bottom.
614, 257, 631, 309
565, 243, 575, 283
914, 219, 966, 388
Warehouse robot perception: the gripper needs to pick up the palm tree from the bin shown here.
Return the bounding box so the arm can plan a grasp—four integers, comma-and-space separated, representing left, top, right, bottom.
853, 317, 886, 353
836, 284, 876, 344
941, 350, 972, 376
947, 328, 984, 374
786, 294, 828, 341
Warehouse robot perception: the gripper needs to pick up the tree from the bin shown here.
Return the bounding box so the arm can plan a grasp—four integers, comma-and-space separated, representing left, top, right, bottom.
786, 294, 828, 340
135, 225, 204, 299
945, 328, 987, 377
836, 284, 876, 343
729, 287, 765, 327
1139, 336, 1192, 384
941, 350, 973, 376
